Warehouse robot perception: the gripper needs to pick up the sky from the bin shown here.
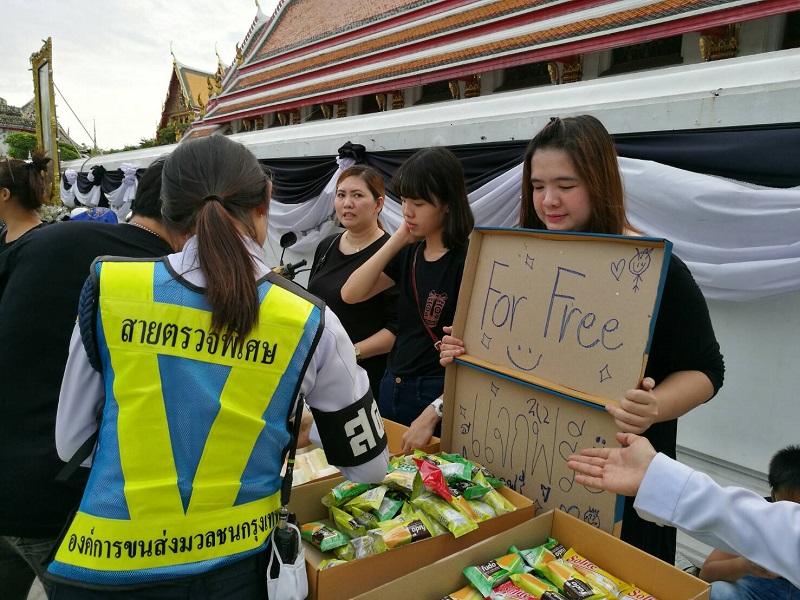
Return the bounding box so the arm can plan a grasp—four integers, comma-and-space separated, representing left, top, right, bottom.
1, 0, 277, 149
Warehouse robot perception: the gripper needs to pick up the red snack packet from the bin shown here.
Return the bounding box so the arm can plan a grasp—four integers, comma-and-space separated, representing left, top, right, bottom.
414, 457, 452, 501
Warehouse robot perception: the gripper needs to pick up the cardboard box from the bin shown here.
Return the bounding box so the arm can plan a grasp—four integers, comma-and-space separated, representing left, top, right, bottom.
353, 510, 710, 600
289, 474, 534, 600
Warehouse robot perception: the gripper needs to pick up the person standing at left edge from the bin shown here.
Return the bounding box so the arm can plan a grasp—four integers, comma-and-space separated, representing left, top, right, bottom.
49, 136, 389, 598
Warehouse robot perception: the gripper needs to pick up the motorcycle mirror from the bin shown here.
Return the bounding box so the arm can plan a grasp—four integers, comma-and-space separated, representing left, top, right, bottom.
279, 232, 297, 249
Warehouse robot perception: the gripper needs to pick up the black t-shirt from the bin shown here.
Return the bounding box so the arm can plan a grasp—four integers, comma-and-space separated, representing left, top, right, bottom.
308, 231, 398, 396
621, 252, 725, 563
384, 241, 468, 377
0, 221, 47, 255
0, 221, 173, 537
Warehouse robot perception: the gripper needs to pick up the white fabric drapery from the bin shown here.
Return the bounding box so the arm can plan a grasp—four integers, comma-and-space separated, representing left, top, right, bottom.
60, 168, 103, 208
104, 163, 139, 221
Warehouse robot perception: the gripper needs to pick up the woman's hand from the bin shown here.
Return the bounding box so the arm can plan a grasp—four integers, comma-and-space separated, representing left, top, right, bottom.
605, 377, 658, 434
390, 220, 422, 247
400, 405, 439, 454
439, 325, 465, 366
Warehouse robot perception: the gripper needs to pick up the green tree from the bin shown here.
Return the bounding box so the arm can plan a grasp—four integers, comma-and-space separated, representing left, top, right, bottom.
58, 142, 80, 161
4, 132, 38, 158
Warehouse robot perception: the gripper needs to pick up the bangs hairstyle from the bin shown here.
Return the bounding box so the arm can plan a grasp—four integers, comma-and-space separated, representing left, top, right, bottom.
337, 164, 386, 230
520, 115, 633, 235
391, 146, 474, 248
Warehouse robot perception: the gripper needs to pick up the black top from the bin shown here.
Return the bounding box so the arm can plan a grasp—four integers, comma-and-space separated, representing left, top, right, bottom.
384, 241, 468, 377
0, 221, 173, 537
621, 253, 725, 563
0, 221, 47, 255
308, 231, 398, 397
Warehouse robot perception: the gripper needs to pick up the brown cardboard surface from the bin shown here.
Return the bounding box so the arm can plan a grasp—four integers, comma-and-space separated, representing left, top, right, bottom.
353, 510, 710, 600
289, 474, 535, 600
441, 362, 622, 532
452, 229, 669, 400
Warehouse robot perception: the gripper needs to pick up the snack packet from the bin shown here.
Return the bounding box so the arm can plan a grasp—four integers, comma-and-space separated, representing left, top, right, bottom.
537, 559, 606, 600
466, 499, 496, 521
371, 516, 433, 549
373, 494, 404, 521
411, 491, 478, 537
348, 505, 380, 528
331, 506, 367, 539
300, 522, 349, 552
332, 534, 387, 560
449, 478, 492, 500
541, 592, 571, 600
414, 457, 453, 501
463, 552, 527, 597
624, 589, 659, 600
415, 451, 473, 482
318, 558, 348, 569
490, 581, 537, 599
322, 480, 373, 507
512, 538, 566, 570
441, 585, 484, 600
508, 572, 558, 597
563, 548, 634, 598
346, 485, 388, 512
382, 462, 421, 496
474, 472, 516, 516
440, 454, 503, 488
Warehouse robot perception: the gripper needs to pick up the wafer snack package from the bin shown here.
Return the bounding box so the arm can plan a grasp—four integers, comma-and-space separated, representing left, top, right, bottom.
411, 491, 478, 537
372, 516, 433, 549
508, 572, 558, 597
348, 505, 380, 528
490, 581, 538, 599
537, 559, 606, 600
332, 534, 387, 561
415, 451, 473, 482
563, 548, 634, 598
322, 480, 373, 507
373, 494, 404, 521
466, 499, 496, 521
300, 522, 350, 552
382, 462, 421, 496
346, 485, 387, 512
624, 588, 659, 600
441, 585, 484, 600
414, 457, 453, 500
331, 505, 367, 539
463, 552, 527, 597
449, 478, 492, 500
318, 558, 348, 570
512, 538, 566, 570
473, 472, 516, 515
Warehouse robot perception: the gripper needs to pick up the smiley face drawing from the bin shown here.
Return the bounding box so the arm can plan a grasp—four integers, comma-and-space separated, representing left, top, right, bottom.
506, 344, 542, 371
584, 508, 601, 528
628, 247, 653, 293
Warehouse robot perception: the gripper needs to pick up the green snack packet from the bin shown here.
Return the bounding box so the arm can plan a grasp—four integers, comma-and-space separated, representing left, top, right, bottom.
331, 506, 367, 539
411, 491, 478, 538
333, 533, 387, 561
450, 478, 492, 500
473, 473, 515, 516
468, 459, 504, 488
300, 521, 350, 552
322, 480, 373, 507
346, 485, 387, 512
382, 462, 421, 496
372, 516, 432, 549
414, 452, 473, 482
373, 494, 404, 521
318, 558, 348, 569
463, 552, 526, 597
349, 505, 380, 528
466, 499, 496, 521
538, 560, 606, 600
513, 538, 567, 571
509, 573, 558, 597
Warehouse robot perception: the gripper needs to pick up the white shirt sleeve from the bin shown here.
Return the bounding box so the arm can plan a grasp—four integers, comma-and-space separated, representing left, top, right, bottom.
634, 453, 800, 587
301, 306, 389, 484
56, 323, 105, 464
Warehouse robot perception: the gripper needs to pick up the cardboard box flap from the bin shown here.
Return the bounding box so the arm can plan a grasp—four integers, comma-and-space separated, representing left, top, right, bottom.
453, 228, 671, 400
442, 361, 623, 533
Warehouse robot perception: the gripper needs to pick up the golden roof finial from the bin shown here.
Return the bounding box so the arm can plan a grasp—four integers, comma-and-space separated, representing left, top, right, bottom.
254, 0, 261, 8
170, 41, 176, 65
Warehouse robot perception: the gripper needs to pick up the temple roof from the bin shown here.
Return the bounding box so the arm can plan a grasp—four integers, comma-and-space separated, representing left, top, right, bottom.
193, 0, 791, 129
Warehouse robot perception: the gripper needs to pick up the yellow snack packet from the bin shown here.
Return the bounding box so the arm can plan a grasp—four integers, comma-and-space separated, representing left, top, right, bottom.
563, 548, 634, 598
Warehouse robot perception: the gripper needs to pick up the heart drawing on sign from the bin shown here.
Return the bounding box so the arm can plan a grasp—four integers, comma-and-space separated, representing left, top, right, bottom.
610, 259, 625, 281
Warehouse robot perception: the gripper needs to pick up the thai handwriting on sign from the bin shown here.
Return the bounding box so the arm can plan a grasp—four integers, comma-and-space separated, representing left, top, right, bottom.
455, 376, 610, 529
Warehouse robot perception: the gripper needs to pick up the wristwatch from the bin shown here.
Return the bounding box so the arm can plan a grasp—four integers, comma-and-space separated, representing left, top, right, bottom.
354, 345, 362, 361
431, 398, 444, 418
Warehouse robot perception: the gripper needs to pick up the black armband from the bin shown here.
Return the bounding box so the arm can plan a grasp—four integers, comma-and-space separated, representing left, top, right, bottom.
310, 391, 387, 467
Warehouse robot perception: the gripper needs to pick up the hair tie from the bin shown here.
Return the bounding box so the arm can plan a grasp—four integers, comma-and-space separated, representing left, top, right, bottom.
203, 194, 222, 204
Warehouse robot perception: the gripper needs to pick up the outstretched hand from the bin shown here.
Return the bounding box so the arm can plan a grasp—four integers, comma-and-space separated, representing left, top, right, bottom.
605, 377, 658, 434
400, 405, 439, 454
567, 432, 657, 497
439, 325, 465, 366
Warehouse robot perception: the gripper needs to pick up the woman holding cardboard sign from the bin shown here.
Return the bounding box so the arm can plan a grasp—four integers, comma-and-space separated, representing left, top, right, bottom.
439, 115, 725, 565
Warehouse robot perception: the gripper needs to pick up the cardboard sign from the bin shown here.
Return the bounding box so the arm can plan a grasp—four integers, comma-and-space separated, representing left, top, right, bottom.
453, 229, 671, 402
442, 363, 622, 532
